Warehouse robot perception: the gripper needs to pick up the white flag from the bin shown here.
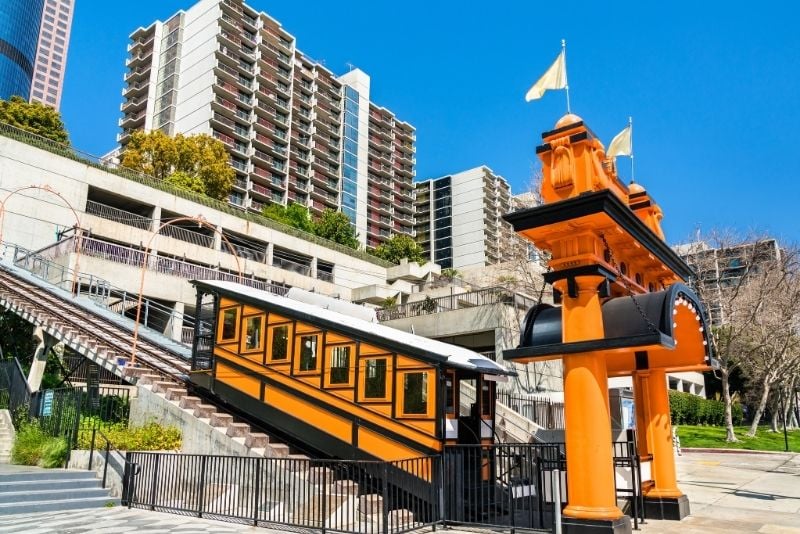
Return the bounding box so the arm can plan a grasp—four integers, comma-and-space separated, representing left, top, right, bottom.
525, 50, 567, 102
607, 124, 632, 157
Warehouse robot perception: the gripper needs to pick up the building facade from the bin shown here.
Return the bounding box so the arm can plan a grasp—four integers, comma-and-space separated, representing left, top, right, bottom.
30, 0, 74, 109
117, 0, 415, 248
0, 0, 45, 101
414, 166, 517, 269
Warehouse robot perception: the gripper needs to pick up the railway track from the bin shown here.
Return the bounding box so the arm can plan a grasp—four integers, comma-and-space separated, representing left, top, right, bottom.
0, 265, 310, 458
0, 265, 189, 384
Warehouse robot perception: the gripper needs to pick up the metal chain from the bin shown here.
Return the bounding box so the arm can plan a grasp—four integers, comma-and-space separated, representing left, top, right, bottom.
599, 233, 659, 333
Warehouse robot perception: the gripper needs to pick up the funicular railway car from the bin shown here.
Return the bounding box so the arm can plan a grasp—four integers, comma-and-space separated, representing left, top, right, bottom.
188, 279, 514, 460
187, 280, 524, 526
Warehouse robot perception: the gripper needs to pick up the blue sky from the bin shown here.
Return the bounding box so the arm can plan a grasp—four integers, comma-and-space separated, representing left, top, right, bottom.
61, 1, 800, 244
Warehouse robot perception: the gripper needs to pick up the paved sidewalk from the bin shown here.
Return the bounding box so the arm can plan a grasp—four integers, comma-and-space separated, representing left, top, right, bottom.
0, 506, 266, 533
641, 451, 800, 533
0, 451, 797, 533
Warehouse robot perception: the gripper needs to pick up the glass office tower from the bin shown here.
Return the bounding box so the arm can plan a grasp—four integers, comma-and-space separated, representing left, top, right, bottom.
0, 0, 45, 100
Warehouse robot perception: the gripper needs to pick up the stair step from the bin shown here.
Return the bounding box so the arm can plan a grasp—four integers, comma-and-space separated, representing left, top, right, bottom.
0, 470, 97, 483
0, 478, 100, 492
0, 496, 120, 515
0, 487, 110, 503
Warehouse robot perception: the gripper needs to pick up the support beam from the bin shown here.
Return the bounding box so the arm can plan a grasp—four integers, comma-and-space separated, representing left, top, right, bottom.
27, 326, 58, 392
634, 368, 689, 520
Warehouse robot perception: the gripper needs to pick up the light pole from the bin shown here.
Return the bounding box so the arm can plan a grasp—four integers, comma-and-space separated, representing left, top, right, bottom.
0, 184, 83, 294
130, 215, 243, 365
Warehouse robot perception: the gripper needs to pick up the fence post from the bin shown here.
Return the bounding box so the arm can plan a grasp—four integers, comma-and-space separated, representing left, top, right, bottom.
102, 440, 110, 489
252, 457, 261, 526
320, 461, 327, 534
197, 455, 207, 518
553, 468, 562, 534
382, 462, 389, 534
88, 427, 96, 470
149, 454, 160, 511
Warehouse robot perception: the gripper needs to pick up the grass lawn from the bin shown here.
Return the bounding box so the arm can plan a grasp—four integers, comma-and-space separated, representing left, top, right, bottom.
677, 424, 800, 452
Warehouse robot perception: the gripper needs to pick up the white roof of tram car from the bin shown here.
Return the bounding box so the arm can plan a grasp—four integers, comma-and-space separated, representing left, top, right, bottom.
194, 280, 514, 377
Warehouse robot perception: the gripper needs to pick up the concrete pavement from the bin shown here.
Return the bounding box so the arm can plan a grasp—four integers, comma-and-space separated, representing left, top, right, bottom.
641, 451, 800, 533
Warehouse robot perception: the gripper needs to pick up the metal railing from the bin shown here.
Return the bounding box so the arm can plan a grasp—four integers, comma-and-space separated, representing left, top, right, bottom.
7, 241, 197, 345
160, 224, 214, 248
124, 452, 438, 534
75, 236, 287, 296
496, 391, 566, 430
377, 287, 537, 321
272, 254, 311, 276
86, 200, 152, 230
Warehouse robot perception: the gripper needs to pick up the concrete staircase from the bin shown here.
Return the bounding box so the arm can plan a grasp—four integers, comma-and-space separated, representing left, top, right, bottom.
0, 468, 119, 514
0, 411, 14, 464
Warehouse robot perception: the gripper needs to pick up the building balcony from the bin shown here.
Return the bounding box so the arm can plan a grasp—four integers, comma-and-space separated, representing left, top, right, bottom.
394, 200, 414, 213
119, 111, 146, 129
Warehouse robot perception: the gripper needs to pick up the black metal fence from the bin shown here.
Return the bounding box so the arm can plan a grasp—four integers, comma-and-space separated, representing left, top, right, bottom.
496, 391, 566, 430
123, 440, 644, 534
442, 443, 564, 531
124, 452, 438, 534
0, 357, 132, 448
0, 358, 31, 421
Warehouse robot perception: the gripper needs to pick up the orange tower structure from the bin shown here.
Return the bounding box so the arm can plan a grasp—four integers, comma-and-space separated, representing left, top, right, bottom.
503, 114, 714, 534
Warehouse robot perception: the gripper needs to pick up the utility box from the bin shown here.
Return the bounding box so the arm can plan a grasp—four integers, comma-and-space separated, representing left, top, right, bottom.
609, 388, 636, 442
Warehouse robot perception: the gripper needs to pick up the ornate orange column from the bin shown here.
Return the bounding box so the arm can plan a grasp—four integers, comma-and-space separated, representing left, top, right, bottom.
636, 368, 690, 519
558, 275, 630, 533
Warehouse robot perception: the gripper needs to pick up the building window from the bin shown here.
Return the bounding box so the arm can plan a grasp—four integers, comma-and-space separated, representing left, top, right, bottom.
328, 345, 352, 385
268, 324, 290, 361
364, 358, 387, 399
402, 372, 428, 415
219, 308, 239, 341
297, 334, 318, 372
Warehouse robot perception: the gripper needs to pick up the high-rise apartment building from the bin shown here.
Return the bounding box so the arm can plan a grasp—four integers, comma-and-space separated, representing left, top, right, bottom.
118, 0, 415, 248
676, 239, 781, 324
414, 166, 517, 269
0, 0, 45, 101
30, 0, 74, 109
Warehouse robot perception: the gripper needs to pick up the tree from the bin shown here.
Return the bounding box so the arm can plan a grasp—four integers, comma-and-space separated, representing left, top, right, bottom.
684, 234, 797, 441
0, 310, 35, 363
735, 245, 800, 437
0, 96, 69, 143
313, 209, 359, 249
164, 171, 205, 194
261, 202, 314, 233
371, 234, 426, 264
120, 131, 234, 200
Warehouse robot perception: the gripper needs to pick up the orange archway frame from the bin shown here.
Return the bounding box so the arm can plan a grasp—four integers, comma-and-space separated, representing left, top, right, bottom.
503, 114, 713, 534
0, 184, 83, 294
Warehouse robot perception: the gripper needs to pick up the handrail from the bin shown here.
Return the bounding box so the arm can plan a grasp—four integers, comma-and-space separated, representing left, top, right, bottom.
88, 426, 121, 489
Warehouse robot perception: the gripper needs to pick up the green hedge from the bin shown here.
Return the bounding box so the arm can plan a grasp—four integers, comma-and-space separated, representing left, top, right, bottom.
11, 420, 69, 468
77, 419, 181, 451
669, 390, 743, 426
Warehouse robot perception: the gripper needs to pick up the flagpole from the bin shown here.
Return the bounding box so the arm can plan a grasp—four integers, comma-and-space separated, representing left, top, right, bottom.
562, 39, 571, 114
629, 116, 635, 182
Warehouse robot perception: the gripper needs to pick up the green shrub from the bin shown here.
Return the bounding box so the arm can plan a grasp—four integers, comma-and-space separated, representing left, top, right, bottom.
11, 422, 47, 465
77, 420, 181, 451
11, 420, 69, 468
669, 390, 743, 426
39, 437, 69, 468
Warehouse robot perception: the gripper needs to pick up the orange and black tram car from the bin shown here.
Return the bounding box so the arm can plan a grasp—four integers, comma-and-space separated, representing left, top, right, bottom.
188, 279, 514, 463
